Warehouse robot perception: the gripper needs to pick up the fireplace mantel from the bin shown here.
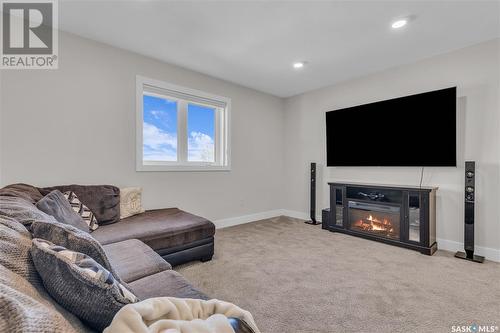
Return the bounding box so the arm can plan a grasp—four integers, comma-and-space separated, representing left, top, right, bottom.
327, 181, 439, 191
322, 182, 437, 255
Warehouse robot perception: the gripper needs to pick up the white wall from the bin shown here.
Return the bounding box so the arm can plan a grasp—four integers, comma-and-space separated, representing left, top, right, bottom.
0, 32, 285, 222
1, 32, 498, 259
283, 39, 500, 257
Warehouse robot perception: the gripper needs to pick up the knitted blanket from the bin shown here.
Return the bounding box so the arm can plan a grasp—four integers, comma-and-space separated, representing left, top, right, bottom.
104, 297, 260, 333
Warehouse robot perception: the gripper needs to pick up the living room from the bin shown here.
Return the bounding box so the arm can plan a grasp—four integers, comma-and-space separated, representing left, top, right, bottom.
0, 1, 499, 332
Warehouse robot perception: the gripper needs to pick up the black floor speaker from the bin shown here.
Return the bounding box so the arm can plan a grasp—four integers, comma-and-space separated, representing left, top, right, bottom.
305, 163, 320, 225
455, 161, 484, 263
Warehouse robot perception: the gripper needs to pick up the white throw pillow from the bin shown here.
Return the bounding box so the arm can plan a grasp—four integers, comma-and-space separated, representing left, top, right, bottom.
120, 187, 145, 219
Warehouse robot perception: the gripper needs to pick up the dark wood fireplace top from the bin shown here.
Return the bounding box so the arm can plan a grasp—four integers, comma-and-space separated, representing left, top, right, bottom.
328, 181, 438, 192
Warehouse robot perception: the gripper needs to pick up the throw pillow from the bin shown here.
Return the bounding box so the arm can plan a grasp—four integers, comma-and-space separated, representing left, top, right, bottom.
63, 191, 99, 231
31, 238, 138, 331
39, 185, 121, 225
120, 187, 145, 219
30, 219, 122, 281
36, 190, 89, 232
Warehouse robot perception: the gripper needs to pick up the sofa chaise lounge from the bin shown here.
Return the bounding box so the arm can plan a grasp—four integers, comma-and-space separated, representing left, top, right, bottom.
0, 183, 252, 332
39, 184, 215, 266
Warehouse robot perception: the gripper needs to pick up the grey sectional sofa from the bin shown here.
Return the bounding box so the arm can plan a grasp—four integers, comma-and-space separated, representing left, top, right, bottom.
0, 184, 252, 332
39, 184, 215, 266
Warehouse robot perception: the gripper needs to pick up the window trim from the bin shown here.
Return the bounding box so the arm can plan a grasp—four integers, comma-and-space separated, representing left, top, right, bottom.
136, 75, 231, 172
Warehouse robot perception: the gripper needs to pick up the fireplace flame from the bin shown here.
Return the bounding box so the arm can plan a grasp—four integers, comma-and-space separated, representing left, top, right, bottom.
354, 214, 396, 235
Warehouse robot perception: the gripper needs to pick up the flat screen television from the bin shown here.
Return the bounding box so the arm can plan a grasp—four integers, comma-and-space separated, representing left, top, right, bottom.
326, 87, 456, 167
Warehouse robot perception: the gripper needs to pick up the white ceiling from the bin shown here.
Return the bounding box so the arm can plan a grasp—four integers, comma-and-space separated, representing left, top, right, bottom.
59, 1, 500, 97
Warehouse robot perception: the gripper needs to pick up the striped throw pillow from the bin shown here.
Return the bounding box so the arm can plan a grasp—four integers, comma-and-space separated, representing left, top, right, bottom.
36, 239, 137, 302
63, 191, 99, 231
31, 238, 138, 331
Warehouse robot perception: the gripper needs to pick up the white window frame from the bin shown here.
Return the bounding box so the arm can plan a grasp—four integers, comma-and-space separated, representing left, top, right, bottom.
136, 75, 231, 172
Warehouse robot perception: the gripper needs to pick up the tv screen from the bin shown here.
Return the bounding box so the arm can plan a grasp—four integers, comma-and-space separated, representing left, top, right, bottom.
326, 87, 456, 167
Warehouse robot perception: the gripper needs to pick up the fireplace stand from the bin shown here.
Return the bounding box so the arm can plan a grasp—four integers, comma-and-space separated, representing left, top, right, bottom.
322, 182, 438, 255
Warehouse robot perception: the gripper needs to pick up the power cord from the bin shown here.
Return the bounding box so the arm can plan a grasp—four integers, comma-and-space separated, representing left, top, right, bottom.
419, 166, 425, 189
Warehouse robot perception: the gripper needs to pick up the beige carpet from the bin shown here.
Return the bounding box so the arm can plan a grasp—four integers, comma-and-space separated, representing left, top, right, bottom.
177, 216, 500, 333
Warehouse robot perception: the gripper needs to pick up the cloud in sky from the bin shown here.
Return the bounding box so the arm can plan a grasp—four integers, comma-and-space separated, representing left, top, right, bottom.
143, 124, 215, 163
143, 122, 177, 161
188, 131, 214, 162
150, 110, 162, 119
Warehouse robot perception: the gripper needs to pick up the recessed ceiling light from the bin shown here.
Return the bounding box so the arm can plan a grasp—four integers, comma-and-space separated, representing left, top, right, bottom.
293, 62, 305, 69
391, 19, 408, 29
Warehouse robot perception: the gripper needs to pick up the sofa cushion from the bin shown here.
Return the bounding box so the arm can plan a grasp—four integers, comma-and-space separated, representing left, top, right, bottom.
103, 239, 172, 283
0, 196, 58, 227
31, 239, 138, 331
129, 270, 209, 300
36, 190, 89, 232
92, 208, 216, 251
0, 183, 43, 204
39, 185, 120, 225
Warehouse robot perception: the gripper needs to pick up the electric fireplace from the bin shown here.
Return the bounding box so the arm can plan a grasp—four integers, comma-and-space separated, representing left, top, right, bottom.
322, 182, 437, 255
348, 201, 400, 240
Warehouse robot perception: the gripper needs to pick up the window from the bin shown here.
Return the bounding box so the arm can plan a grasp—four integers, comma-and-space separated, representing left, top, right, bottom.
136, 76, 230, 171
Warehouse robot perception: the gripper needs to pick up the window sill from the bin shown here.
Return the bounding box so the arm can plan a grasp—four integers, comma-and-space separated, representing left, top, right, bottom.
136, 164, 231, 172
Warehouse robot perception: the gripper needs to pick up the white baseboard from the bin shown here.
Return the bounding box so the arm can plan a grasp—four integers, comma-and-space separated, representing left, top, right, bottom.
213, 209, 285, 229
214, 209, 321, 229
281, 209, 322, 222
280, 209, 309, 220
213, 209, 500, 263
437, 238, 500, 263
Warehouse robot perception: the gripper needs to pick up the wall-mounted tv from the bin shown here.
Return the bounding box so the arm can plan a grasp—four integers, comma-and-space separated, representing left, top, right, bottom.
326, 87, 457, 167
